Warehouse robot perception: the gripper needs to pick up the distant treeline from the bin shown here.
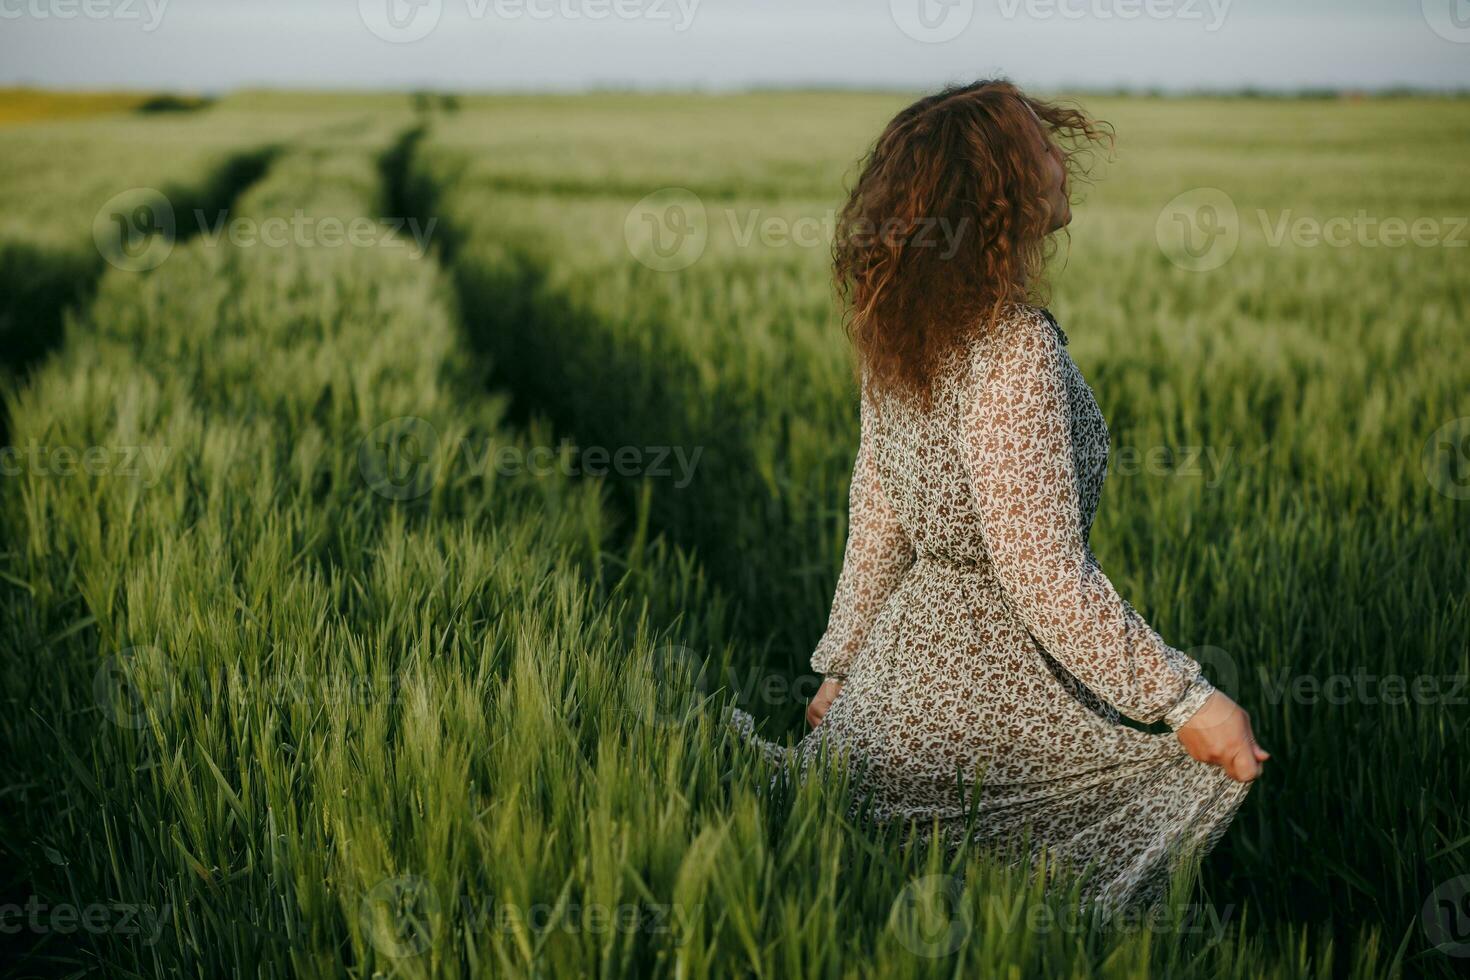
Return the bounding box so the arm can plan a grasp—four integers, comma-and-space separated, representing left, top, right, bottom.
135, 94, 215, 113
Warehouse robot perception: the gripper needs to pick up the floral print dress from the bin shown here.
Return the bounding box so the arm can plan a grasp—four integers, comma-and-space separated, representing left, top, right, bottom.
735, 305, 1249, 912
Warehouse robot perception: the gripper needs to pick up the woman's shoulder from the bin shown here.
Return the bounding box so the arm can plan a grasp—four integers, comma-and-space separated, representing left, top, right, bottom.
996, 303, 1066, 342
968, 303, 1068, 365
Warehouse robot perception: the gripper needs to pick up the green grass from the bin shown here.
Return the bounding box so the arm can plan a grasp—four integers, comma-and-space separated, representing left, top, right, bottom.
0, 98, 400, 436
0, 92, 1466, 977
403, 93, 1470, 972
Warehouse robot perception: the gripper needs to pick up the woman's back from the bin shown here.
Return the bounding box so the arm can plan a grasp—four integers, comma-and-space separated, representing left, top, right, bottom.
763, 305, 1247, 912
865, 306, 1105, 572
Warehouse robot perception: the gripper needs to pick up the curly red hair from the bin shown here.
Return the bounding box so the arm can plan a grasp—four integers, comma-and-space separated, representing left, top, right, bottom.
833, 80, 1112, 406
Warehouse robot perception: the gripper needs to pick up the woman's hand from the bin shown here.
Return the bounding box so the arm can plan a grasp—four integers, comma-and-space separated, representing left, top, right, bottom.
806, 677, 844, 728
1175, 691, 1270, 782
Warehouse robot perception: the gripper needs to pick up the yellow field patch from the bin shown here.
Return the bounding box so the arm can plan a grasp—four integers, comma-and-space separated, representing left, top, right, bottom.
0, 88, 152, 126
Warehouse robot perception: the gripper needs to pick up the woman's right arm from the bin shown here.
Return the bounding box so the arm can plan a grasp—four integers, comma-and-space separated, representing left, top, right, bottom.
961, 308, 1266, 780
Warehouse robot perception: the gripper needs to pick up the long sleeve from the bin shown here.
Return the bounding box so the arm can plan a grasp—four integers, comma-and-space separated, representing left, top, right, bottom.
810, 386, 916, 679
963, 310, 1213, 729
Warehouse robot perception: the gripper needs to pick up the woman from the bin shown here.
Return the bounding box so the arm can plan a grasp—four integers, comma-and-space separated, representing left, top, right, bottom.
740, 80, 1268, 913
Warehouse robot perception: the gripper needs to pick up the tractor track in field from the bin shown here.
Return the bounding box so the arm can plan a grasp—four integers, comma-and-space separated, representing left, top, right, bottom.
381, 123, 828, 686
0, 139, 285, 977
0, 144, 280, 446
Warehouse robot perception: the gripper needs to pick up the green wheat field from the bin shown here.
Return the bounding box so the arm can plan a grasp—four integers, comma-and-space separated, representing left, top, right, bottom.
1, 90, 1467, 978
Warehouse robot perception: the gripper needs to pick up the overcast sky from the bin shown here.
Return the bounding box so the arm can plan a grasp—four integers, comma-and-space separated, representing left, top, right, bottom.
1, 0, 1466, 93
